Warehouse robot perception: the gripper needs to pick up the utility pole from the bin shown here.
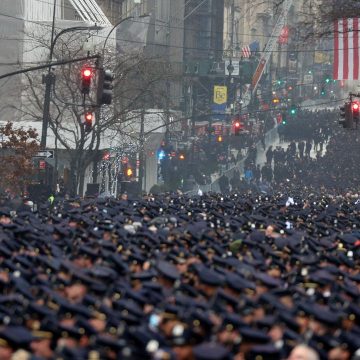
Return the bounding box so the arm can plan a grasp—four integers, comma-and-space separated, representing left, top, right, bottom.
138, 106, 145, 193
229, 0, 235, 119
230, 0, 235, 60
41, 0, 57, 150
92, 55, 104, 187
191, 83, 197, 138
191, 82, 198, 163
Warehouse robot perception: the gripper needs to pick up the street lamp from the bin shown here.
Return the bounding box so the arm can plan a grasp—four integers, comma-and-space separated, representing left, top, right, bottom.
102, 14, 149, 57
102, 16, 133, 57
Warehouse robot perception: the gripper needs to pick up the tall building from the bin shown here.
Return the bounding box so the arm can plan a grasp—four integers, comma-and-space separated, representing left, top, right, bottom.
222, 0, 321, 106
117, 0, 185, 109
182, 0, 225, 119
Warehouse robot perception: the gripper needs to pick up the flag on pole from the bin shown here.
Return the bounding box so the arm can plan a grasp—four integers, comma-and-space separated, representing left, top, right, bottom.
333, 18, 360, 80
241, 41, 260, 58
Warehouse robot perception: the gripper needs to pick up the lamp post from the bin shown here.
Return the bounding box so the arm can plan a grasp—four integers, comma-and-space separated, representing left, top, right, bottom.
102, 14, 149, 58
99, 13, 148, 194
40, 0, 103, 149
102, 15, 133, 57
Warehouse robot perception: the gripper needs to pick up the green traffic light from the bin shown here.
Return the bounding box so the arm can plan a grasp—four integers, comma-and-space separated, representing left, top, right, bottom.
325, 78, 330, 83
282, 120, 287, 125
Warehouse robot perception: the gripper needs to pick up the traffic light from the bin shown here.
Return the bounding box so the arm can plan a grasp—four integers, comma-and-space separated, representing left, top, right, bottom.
158, 149, 166, 160
281, 112, 287, 125
124, 166, 133, 179
352, 101, 359, 114
320, 86, 326, 96
339, 102, 353, 129
217, 135, 223, 143
272, 98, 280, 105
179, 153, 186, 161
97, 69, 114, 105
234, 120, 241, 136
339, 103, 347, 128
352, 101, 360, 124
290, 105, 297, 116
324, 74, 331, 84
102, 152, 110, 161
84, 112, 94, 133
81, 67, 93, 95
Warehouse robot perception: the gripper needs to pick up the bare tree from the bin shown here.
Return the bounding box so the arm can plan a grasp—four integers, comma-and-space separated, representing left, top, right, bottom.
13, 29, 178, 195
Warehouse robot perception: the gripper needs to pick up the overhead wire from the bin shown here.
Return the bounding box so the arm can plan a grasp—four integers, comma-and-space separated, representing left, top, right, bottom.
31, 0, 329, 43
28, 0, 341, 44
0, 9, 339, 56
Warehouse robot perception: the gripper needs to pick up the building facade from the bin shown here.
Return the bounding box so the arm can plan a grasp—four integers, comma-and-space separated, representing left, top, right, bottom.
222, 0, 326, 108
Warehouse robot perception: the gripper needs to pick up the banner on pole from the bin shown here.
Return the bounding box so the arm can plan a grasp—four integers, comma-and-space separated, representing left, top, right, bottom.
213, 86, 227, 105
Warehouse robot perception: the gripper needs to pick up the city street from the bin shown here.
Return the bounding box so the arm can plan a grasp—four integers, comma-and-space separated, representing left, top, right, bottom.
1, 0, 360, 359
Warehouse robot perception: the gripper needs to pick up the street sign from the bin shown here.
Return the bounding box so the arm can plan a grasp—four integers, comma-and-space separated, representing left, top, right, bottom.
34, 150, 54, 159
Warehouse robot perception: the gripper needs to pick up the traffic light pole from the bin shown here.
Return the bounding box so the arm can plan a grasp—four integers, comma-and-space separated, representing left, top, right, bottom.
40, 7, 103, 150
40, 0, 57, 150
41, 73, 56, 149
138, 107, 145, 193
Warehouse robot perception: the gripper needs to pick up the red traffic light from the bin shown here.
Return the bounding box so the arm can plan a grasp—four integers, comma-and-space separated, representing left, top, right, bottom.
81, 67, 93, 94
234, 120, 242, 136
82, 68, 92, 79
102, 152, 110, 161
352, 102, 359, 111
84, 112, 93, 133
85, 112, 93, 122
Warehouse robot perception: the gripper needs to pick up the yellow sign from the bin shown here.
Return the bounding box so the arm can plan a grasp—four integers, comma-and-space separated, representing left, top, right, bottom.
214, 86, 227, 105
314, 51, 330, 64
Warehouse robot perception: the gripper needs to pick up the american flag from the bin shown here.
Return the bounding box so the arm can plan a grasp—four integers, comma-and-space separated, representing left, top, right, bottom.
334, 18, 360, 80
242, 45, 251, 58
241, 41, 260, 58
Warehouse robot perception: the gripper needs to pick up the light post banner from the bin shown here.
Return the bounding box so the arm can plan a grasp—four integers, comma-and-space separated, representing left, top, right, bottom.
212, 86, 227, 120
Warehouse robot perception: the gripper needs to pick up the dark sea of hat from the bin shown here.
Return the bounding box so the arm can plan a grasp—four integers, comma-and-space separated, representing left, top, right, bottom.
0, 110, 360, 360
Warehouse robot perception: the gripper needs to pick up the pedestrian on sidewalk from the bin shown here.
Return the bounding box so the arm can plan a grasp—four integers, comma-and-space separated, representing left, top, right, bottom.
305, 140, 312, 158
266, 145, 273, 164
298, 141, 305, 158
